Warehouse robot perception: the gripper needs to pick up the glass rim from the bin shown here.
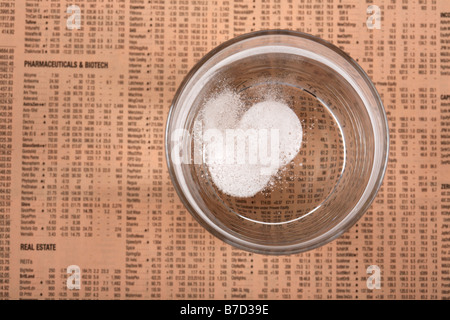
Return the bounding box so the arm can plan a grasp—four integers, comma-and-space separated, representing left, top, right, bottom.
165, 29, 390, 255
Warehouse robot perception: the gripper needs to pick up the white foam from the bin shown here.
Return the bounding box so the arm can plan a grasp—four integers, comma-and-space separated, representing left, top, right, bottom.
201, 92, 303, 198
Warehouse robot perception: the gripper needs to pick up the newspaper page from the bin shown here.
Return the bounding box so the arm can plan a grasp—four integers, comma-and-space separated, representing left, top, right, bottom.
1, 0, 450, 300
